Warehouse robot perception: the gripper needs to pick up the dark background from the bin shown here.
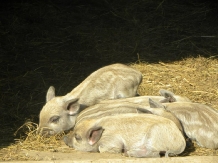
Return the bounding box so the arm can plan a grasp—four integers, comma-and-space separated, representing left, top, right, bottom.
0, 0, 218, 147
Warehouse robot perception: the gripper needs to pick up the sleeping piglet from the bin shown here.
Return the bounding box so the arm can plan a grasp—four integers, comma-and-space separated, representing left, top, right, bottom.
64, 114, 186, 158
99, 89, 191, 106
75, 101, 183, 133
37, 63, 142, 135
148, 99, 218, 149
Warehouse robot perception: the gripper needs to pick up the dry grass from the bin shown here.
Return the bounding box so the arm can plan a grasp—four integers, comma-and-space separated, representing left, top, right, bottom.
133, 56, 218, 107
1, 56, 218, 161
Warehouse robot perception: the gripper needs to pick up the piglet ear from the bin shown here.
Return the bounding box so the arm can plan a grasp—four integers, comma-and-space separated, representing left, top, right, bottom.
46, 86, 55, 102
137, 108, 152, 114
65, 98, 80, 115
149, 98, 165, 108
159, 97, 171, 103
159, 89, 176, 102
159, 89, 175, 96
88, 127, 104, 145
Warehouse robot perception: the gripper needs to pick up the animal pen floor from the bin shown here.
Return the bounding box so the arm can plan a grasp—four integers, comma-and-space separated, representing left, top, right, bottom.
0, 0, 218, 162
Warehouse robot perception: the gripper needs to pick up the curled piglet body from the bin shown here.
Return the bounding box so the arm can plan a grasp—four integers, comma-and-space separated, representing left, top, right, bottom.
64, 114, 186, 158
99, 89, 191, 106
37, 63, 142, 135
75, 101, 183, 134
148, 99, 218, 149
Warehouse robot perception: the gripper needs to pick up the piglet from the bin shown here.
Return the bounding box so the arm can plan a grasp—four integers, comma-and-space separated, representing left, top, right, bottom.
75, 101, 183, 133
148, 99, 218, 149
37, 63, 142, 135
64, 114, 186, 158
99, 89, 191, 106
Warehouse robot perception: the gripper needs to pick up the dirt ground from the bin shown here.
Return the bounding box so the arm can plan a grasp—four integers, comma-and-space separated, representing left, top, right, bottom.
19, 143, 127, 161
3, 141, 218, 162
15, 151, 218, 162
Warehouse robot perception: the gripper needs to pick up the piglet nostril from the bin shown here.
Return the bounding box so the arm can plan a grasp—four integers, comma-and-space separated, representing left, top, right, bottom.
37, 127, 54, 137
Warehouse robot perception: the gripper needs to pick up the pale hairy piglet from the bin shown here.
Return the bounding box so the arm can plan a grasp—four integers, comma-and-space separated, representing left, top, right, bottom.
64, 114, 186, 158
37, 63, 142, 135
148, 99, 218, 149
75, 101, 183, 133
99, 89, 191, 106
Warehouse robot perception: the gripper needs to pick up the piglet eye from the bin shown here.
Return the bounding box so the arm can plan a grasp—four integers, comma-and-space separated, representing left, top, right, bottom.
75, 133, 82, 142
49, 116, 60, 123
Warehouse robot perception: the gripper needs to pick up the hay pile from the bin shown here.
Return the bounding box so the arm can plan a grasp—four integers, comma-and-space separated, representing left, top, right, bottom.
134, 56, 218, 108
1, 56, 218, 161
